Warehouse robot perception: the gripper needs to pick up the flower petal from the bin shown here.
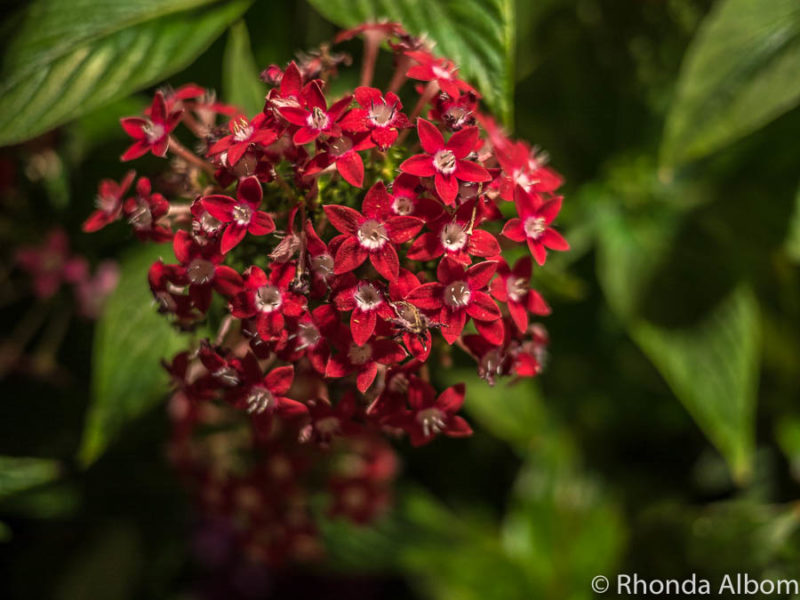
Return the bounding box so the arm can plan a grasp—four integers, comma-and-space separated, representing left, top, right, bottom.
399, 154, 436, 177
446, 126, 478, 159
417, 118, 444, 153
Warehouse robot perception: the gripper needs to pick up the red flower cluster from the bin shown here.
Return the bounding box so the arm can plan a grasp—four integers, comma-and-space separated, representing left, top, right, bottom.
88, 21, 568, 563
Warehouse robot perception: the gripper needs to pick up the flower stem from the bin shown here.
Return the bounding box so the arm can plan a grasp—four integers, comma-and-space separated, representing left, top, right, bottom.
168, 136, 215, 176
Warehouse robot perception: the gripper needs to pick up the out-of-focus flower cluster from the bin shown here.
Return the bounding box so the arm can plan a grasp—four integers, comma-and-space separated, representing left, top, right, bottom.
86, 21, 567, 564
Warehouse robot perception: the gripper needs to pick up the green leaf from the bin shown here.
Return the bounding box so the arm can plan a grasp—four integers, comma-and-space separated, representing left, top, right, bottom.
0, 0, 252, 147
0, 456, 61, 499
661, 0, 800, 167
79, 245, 188, 466
223, 21, 266, 116
786, 185, 800, 262
306, 0, 516, 126
631, 286, 761, 483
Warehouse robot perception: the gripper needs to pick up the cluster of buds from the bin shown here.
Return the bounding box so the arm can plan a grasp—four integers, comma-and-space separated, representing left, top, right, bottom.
86, 21, 567, 561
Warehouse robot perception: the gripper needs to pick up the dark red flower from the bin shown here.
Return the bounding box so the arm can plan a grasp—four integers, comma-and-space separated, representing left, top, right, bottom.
406, 257, 502, 344
304, 132, 373, 187
333, 276, 395, 346
340, 87, 410, 150
406, 199, 500, 265
389, 379, 472, 446
172, 230, 243, 312
405, 51, 476, 98
207, 113, 279, 167
201, 176, 275, 254
230, 262, 306, 341
303, 393, 362, 446
489, 257, 550, 332
501, 186, 569, 265
325, 328, 407, 393
123, 177, 173, 242
226, 354, 307, 418
399, 119, 490, 206
15, 229, 71, 299
83, 170, 135, 232
120, 91, 182, 161
324, 182, 424, 280
278, 82, 352, 145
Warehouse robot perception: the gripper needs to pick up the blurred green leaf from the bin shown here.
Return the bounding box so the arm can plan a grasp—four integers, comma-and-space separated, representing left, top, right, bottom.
632, 286, 761, 483
661, 0, 800, 167
223, 21, 266, 116
306, 0, 516, 126
0, 0, 252, 147
786, 185, 800, 262
79, 245, 188, 466
0, 521, 10, 543
0, 456, 60, 499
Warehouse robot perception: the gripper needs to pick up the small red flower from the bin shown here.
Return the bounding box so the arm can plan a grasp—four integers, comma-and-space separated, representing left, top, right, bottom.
406, 199, 500, 265
325, 327, 407, 393
340, 87, 410, 150
324, 182, 424, 280
279, 82, 352, 145
120, 91, 182, 161
227, 355, 307, 418
399, 119, 490, 206
405, 51, 476, 99
304, 132, 373, 188
406, 257, 502, 344
124, 177, 173, 242
230, 263, 306, 341
333, 276, 395, 346
201, 176, 275, 254
83, 170, 135, 232
208, 113, 278, 167
15, 229, 71, 299
501, 186, 569, 265
490, 257, 550, 332
390, 379, 472, 446
172, 230, 243, 312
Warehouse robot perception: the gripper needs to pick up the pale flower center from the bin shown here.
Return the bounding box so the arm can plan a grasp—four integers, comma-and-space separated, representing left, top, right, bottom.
432, 65, 453, 80
213, 366, 239, 387
354, 284, 383, 311
445, 106, 471, 129
297, 322, 321, 349
524, 216, 546, 239
357, 219, 388, 250
307, 106, 330, 130
199, 211, 222, 233
232, 203, 253, 225
392, 195, 414, 216
440, 223, 468, 251
506, 277, 528, 302
127, 200, 152, 230
246, 386, 274, 414
443, 280, 471, 308
187, 258, 215, 284
369, 102, 395, 127
233, 123, 254, 142
417, 408, 446, 437
311, 254, 334, 278
255, 285, 282, 312
347, 342, 373, 365
433, 149, 456, 175
143, 121, 164, 144
329, 136, 352, 157
96, 194, 117, 213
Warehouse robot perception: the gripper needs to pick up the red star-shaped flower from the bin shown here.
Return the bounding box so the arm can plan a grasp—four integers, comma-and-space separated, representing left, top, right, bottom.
500, 185, 569, 265
278, 81, 352, 145
201, 176, 275, 254
340, 87, 410, 150
489, 257, 550, 333
399, 119, 490, 206
120, 91, 182, 161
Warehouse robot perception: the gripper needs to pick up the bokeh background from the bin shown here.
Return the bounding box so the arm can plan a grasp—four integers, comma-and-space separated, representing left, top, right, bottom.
2, 0, 800, 598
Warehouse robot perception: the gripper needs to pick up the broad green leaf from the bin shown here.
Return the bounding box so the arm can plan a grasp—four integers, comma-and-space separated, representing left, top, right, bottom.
661, 0, 800, 167
0, 456, 60, 499
223, 21, 266, 116
632, 286, 760, 483
79, 245, 188, 466
0, 0, 252, 147
786, 185, 800, 262
306, 0, 516, 126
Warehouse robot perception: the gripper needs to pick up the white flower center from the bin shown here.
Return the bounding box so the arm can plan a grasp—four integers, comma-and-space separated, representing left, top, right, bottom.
369, 102, 395, 127
143, 121, 165, 144
311, 254, 334, 278
297, 322, 321, 349
213, 366, 239, 387
307, 106, 330, 130
233, 124, 254, 142
232, 203, 253, 225
506, 277, 528, 302
443, 280, 471, 308
127, 199, 152, 230
433, 149, 456, 175
246, 386, 274, 414
440, 223, 468, 251
357, 219, 388, 250
187, 258, 215, 284
392, 195, 414, 216
524, 216, 546, 239
255, 285, 282, 312
347, 342, 373, 365
432, 65, 453, 80
96, 194, 117, 213
354, 284, 383, 311
417, 408, 446, 437
198, 211, 222, 233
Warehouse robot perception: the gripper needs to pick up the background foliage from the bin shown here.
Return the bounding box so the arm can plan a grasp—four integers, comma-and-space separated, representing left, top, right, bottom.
1, 0, 800, 598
